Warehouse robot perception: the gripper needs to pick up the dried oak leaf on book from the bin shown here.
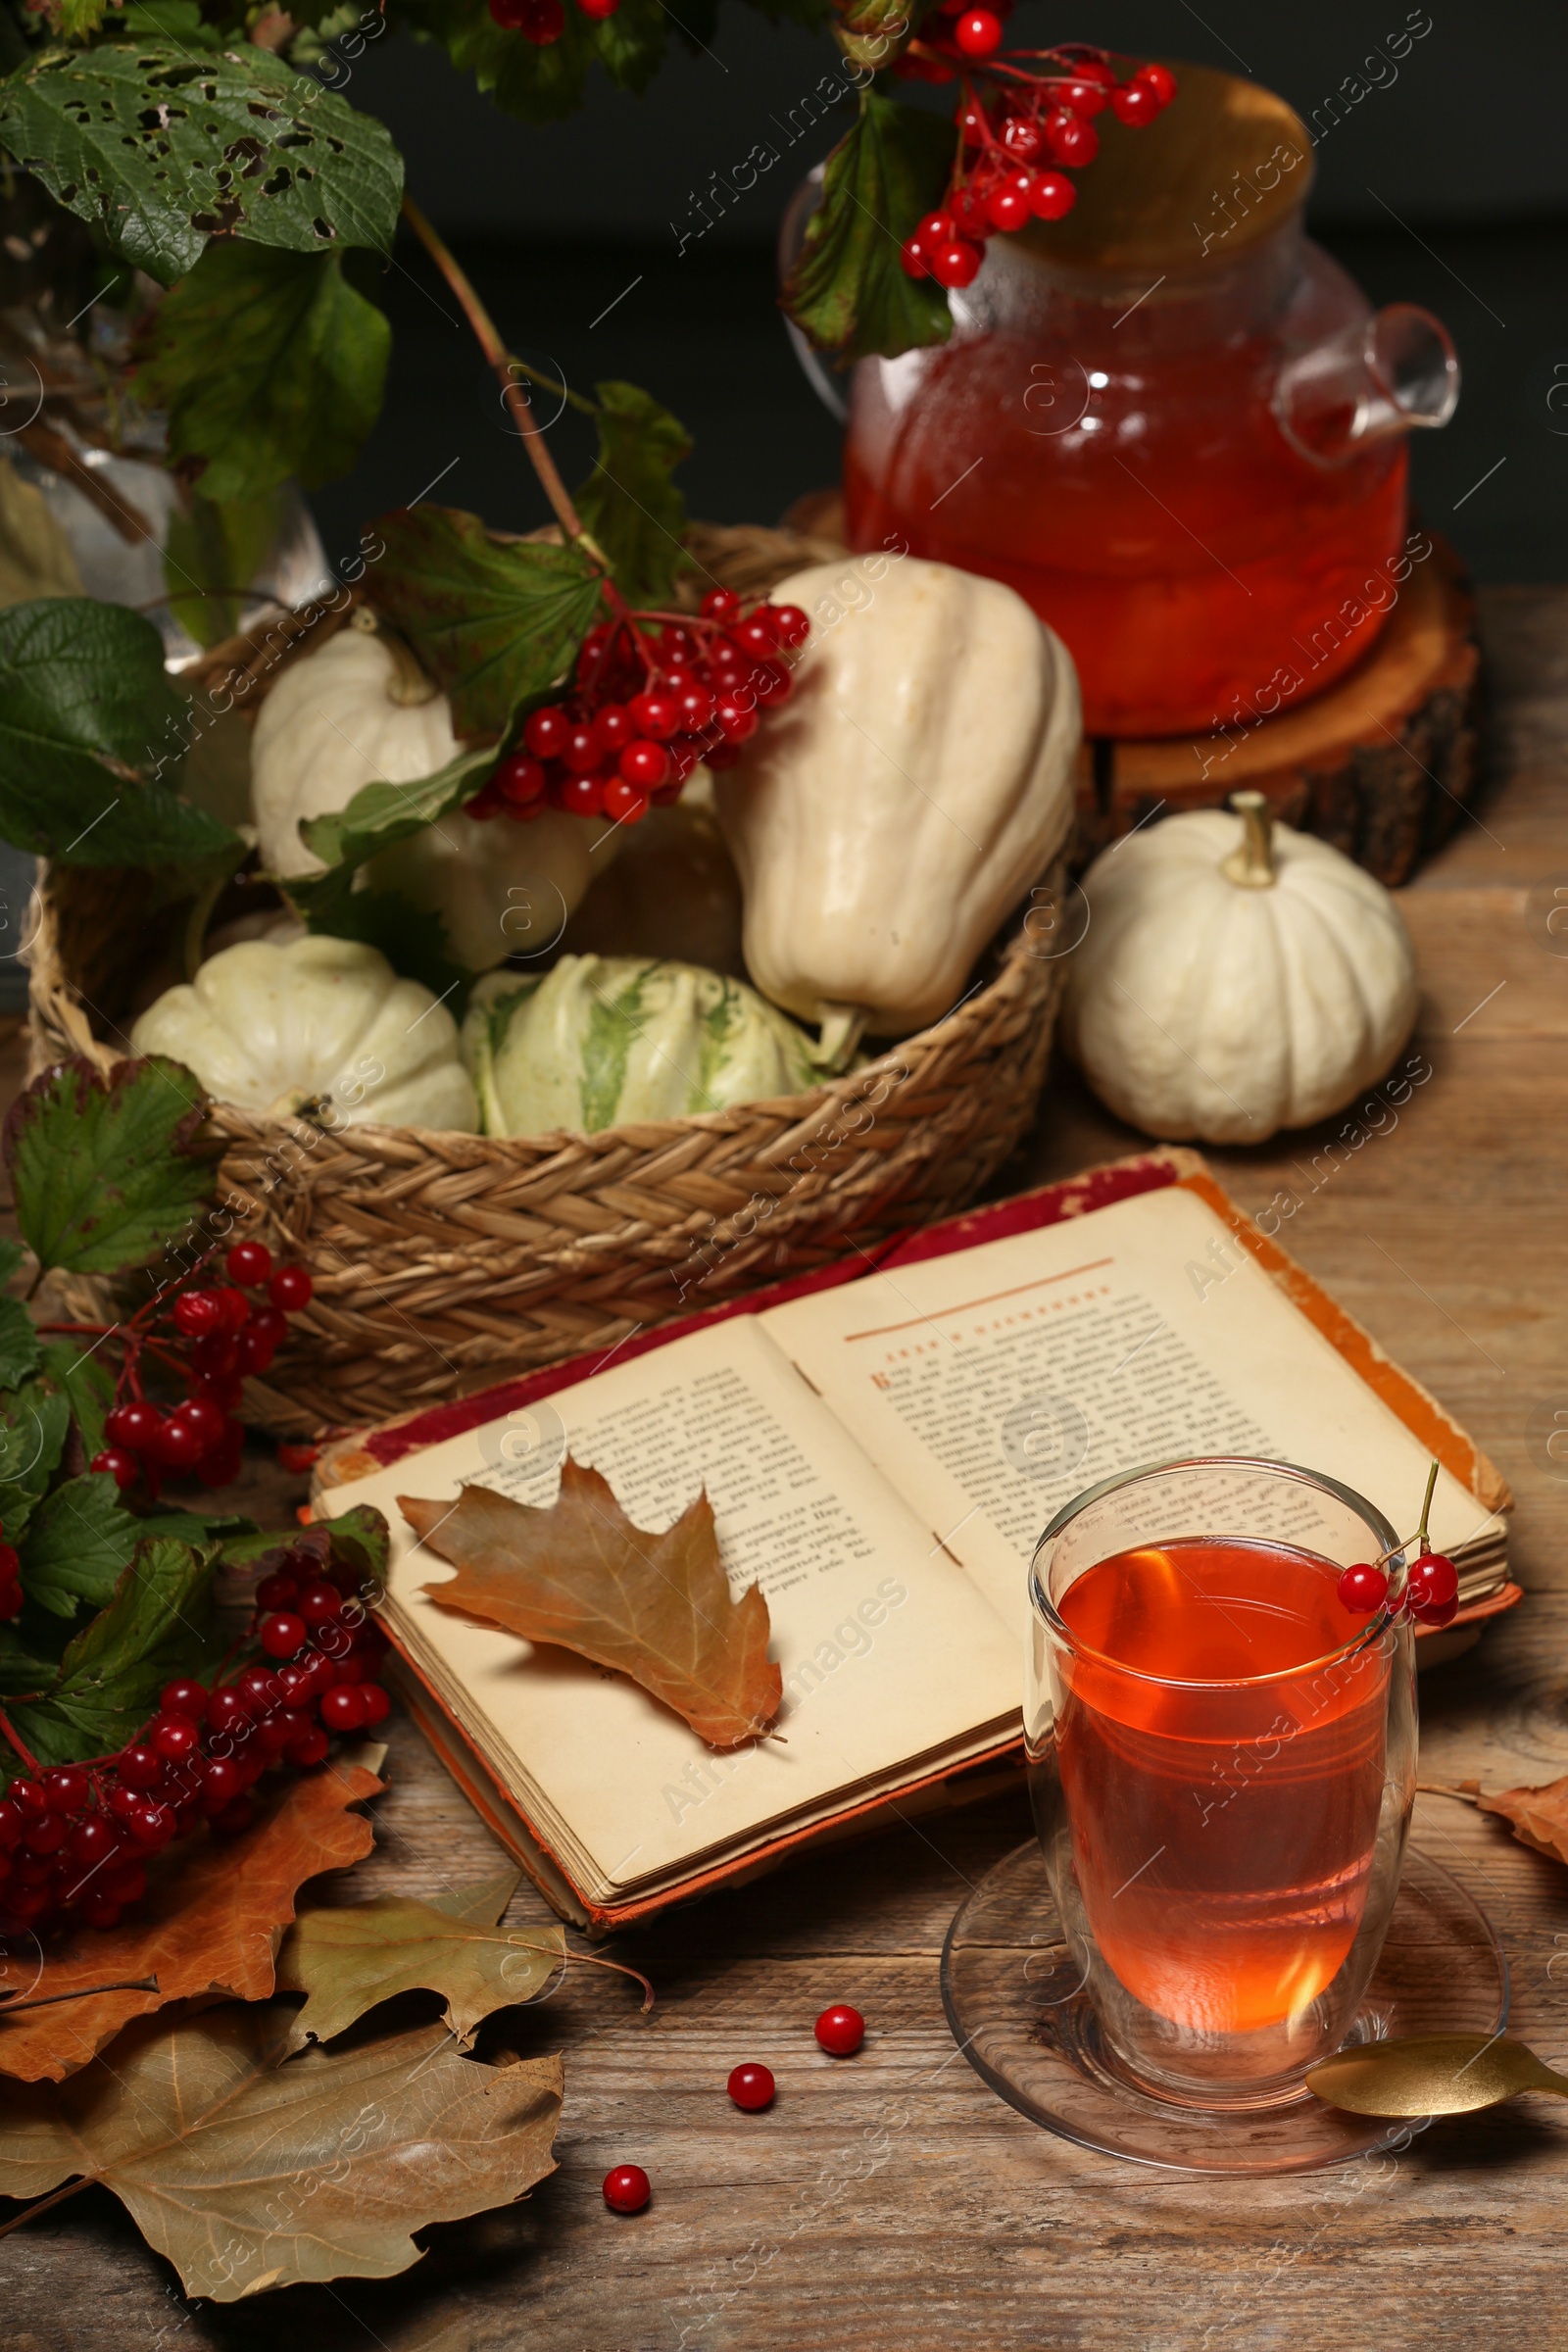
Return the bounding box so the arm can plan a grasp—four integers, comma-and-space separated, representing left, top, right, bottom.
0, 1748, 385, 2082
402, 1457, 782, 1747
0, 2004, 563, 2301
277, 1870, 567, 2051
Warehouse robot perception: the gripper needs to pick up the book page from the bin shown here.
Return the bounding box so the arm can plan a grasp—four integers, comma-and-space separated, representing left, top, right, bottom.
318, 1315, 1017, 1898
764, 1183, 1502, 1641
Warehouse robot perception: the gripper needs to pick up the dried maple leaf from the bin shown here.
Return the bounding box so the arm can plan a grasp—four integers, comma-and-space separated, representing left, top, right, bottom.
0, 2004, 562, 2300
1424, 1774, 1568, 1866
402, 1457, 782, 1748
276, 1871, 566, 2051
0, 1747, 385, 2082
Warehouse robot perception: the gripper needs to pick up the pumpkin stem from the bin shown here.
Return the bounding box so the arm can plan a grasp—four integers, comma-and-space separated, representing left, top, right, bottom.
811, 1003, 867, 1073
1221, 790, 1277, 889
352, 608, 441, 708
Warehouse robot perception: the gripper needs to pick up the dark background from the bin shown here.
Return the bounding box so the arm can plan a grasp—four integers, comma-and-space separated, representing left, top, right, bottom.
308, 0, 1568, 584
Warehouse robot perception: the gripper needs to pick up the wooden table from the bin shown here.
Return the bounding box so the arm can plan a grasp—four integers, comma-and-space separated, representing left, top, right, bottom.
8, 587, 1568, 2352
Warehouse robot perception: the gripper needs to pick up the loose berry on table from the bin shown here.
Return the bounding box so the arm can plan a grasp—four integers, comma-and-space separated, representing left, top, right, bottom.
603, 2164, 652, 2213
814, 2004, 865, 2057
727, 2062, 775, 2110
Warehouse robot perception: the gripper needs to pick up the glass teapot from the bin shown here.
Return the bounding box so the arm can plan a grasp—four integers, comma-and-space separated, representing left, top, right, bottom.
789, 64, 1459, 739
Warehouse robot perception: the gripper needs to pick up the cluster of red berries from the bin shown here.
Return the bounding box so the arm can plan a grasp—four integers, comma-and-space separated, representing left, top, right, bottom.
86, 1243, 314, 1501
466, 588, 809, 832
487, 0, 616, 46
603, 2004, 865, 2215
0, 1550, 387, 1938
1338, 1548, 1459, 1627
899, 44, 1177, 289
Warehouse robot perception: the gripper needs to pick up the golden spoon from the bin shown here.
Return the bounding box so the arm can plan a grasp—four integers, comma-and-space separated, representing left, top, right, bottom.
1306, 2034, 1568, 2118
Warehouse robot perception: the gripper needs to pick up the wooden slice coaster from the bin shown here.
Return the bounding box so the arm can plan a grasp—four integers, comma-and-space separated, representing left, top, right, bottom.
783, 497, 1483, 887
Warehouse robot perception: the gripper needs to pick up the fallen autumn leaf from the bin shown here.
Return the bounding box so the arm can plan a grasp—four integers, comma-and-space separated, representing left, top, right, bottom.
402, 1457, 782, 1747
0, 1746, 385, 2082
277, 1871, 566, 2050
0, 2002, 562, 2299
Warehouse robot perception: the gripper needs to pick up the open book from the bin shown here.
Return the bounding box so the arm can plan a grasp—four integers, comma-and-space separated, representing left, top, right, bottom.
316, 1152, 1516, 1930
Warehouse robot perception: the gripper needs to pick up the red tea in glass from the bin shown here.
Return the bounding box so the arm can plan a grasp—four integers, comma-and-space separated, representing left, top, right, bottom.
1054, 1537, 1389, 2037
1027, 1460, 1416, 2105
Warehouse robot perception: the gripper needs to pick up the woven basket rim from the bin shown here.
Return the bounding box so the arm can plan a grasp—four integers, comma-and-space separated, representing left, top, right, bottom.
24, 893, 1051, 1161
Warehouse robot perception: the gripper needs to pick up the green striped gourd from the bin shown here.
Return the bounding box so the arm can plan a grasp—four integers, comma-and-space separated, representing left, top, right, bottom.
461, 955, 825, 1138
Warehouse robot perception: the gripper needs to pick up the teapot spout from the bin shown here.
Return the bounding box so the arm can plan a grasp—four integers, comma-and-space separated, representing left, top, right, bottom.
1273, 304, 1459, 467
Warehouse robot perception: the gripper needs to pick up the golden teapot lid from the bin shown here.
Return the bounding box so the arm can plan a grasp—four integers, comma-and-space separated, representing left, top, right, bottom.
1020, 62, 1314, 276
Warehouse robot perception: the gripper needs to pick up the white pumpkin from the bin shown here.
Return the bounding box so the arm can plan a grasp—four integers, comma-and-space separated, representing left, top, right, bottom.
1062, 793, 1419, 1145
251, 619, 459, 881
714, 556, 1080, 1038
129, 935, 480, 1133
251, 616, 621, 973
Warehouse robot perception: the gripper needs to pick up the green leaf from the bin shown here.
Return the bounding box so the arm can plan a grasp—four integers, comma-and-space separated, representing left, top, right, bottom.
574, 380, 692, 610
291, 873, 473, 1011
5, 1538, 218, 1773
118, 0, 224, 45
162, 488, 288, 652
0, 1297, 41, 1393
138, 244, 391, 507
0, 598, 242, 866
0, 1380, 73, 1548
294, 737, 495, 875
365, 506, 603, 738
4, 1054, 217, 1279
0, 42, 403, 286
402, 0, 667, 123
38, 1341, 115, 1467
0, 1239, 40, 1393
782, 89, 954, 362
18, 1472, 141, 1621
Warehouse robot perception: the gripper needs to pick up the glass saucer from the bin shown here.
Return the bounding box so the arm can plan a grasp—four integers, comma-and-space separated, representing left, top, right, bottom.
940, 1842, 1507, 2176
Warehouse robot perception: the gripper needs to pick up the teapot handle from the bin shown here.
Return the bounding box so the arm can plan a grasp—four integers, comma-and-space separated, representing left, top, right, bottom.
1272, 304, 1459, 467
777, 166, 850, 426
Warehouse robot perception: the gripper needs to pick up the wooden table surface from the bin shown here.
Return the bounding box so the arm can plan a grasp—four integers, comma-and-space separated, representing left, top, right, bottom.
8, 586, 1568, 2352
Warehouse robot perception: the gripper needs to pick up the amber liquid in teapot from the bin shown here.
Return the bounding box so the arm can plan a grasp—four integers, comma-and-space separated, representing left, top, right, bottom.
835, 67, 1457, 739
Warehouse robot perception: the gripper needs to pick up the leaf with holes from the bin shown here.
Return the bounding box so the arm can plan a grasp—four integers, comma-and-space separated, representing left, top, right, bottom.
574, 380, 693, 610
138, 243, 391, 505
404, 1455, 781, 1747
0, 1748, 385, 2080
5, 1054, 216, 1278
276, 1871, 568, 2050
0, 2005, 561, 2296
0, 41, 403, 286
0, 599, 242, 866
364, 505, 604, 739
782, 89, 953, 362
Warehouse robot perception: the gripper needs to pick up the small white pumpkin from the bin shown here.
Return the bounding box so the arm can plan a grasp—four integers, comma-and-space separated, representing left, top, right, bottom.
251, 616, 621, 973
251, 618, 459, 881
1062, 793, 1419, 1145
129, 935, 480, 1133
714, 556, 1080, 1039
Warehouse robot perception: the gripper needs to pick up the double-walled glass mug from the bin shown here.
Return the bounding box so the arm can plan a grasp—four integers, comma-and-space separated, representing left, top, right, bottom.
1026, 1457, 1416, 2108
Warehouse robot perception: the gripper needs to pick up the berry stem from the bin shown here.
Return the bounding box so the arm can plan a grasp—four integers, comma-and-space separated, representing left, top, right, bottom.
400, 195, 604, 562
1414, 1456, 1441, 1553
0, 1707, 42, 1775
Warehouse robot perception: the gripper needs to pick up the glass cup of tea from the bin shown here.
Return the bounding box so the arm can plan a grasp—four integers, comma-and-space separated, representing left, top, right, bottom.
1026, 1456, 1417, 2109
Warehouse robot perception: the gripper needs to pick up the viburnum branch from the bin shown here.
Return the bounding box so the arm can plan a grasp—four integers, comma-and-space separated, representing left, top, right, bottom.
0, 1707, 42, 1775
400, 195, 604, 561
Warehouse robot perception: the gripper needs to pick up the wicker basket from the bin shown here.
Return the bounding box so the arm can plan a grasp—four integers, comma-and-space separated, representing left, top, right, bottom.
24, 524, 1070, 1437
